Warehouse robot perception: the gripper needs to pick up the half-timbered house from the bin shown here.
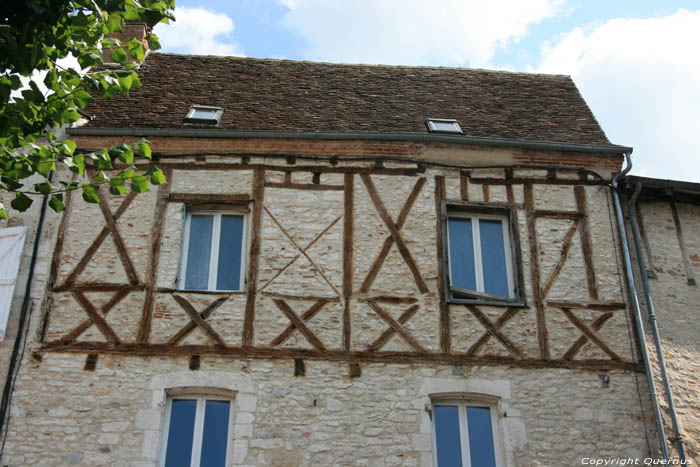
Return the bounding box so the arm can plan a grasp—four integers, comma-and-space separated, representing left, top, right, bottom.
0, 23, 696, 466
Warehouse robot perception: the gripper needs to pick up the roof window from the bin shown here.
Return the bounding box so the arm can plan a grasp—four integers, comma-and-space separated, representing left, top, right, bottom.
184, 105, 223, 125
426, 118, 463, 134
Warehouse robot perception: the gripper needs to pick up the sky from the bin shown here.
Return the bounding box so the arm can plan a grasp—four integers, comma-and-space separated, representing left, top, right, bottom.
153, 1, 700, 183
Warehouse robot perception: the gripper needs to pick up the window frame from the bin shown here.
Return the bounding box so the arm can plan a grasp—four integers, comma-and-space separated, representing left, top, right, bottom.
159, 392, 235, 467
178, 209, 248, 292
426, 118, 463, 134
430, 396, 504, 467
441, 200, 525, 306
183, 105, 224, 125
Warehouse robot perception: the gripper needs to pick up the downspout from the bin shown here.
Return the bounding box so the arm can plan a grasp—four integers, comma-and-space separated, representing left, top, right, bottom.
627, 180, 687, 461
0, 175, 51, 456
611, 153, 669, 460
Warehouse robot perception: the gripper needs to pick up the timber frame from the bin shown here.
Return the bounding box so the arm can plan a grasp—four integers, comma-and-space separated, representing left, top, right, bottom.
40, 156, 640, 373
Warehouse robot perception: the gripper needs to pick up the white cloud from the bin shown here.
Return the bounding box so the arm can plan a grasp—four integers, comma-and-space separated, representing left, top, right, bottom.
279, 0, 564, 66
153, 7, 243, 56
536, 9, 700, 182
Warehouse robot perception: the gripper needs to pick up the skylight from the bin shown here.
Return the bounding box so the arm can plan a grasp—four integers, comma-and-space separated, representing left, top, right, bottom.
184, 105, 223, 125
426, 118, 463, 134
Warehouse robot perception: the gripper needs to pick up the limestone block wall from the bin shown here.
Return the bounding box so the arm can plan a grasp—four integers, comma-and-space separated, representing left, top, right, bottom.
630, 198, 700, 462
2, 356, 653, 466
0, 139, 659, 465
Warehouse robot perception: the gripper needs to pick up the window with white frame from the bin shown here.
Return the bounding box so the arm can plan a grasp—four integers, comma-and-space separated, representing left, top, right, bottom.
160, 395, 234, 467
179, 210, 247, 291
431, 400, 503, 467
442, 202, 523, 304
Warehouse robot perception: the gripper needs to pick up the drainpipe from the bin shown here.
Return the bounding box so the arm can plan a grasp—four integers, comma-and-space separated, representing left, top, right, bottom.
611, 153, 669, 460
627, 180, 687, 461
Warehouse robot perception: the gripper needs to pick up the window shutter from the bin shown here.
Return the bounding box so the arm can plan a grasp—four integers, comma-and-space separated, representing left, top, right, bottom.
0, 226, 27, 340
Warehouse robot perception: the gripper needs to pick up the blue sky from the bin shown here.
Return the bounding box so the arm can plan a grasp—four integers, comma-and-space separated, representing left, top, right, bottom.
154, 1, 700, 182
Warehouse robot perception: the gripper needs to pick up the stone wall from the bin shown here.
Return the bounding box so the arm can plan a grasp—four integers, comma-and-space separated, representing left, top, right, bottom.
629, 197, 700, 463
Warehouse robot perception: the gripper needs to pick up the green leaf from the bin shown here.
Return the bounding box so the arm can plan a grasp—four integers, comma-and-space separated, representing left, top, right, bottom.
11, 193, 33, 212
111, 143, 134, 163
125, 38, 145, 61
94, 149, 112, 169
73, 89, 93, 108
131, 175, 150, 193
110, 48, 128, 65
146, 34, 161, 51
34, 182, 53, 194
146, 167, 166, 185
49, 194, 65, 212
94, 170, 109, 182
104, 13, 123, 33
72, 154, 85, 174
37, 159, 56, 178
135, 141, 151, 159
119, 166, 135, 178
82, 184, 100, 203
59, 180, 80, 190
109, 178, 127, 195
44, 69, 58, 89
61, 140, 77, 155
0, 208, 6, 220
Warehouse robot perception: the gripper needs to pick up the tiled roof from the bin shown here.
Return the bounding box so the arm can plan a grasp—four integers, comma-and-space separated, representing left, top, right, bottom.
82, 53, 610, 145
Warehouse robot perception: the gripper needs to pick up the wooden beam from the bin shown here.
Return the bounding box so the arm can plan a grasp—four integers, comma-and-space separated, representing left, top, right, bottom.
53, 283, 144, 293
359, 177, 426, 293
272, 299, 326, 351
525, 183, 549, 360
97, 186, 139, 284
467, 177, 606, 186
189, 355, 200, 370
532, 210, 582, 220
343, 173, 354, 353
168, 193, 251, 203
167, 297, 228, 345
561, 308, 620, 360
349, 363, 361, 378
670, 200, 697, 285
40, 343, 642, 372
263, 206, 341, 297
365, 301, 426, 353
270, 299, 332, 347
257, 214, 342, 293
264, 182, 344, 191
360, 175, 428, 293
63, 191, 137, 286
540, 221, 579, 298
173, 295, 227, 346
466, 307, 520, 356
435, 176, 450, 354
50, 177, 75, 288
466, 305, 525, 359
368, 304, 420, 352
243, 169, 265, 347
294, 358, 306, 376
460, 171, 469, 201
360, 296, 418, 305
546, 300, 626, 311
72, 291, 120, 344
563, 312, 614, 360
574, 186, 599, 299
137, 169, 172, 344
154, 162, 420, 177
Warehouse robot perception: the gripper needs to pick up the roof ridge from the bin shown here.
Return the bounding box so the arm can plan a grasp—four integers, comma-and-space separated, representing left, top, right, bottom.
147, 52, 572, 79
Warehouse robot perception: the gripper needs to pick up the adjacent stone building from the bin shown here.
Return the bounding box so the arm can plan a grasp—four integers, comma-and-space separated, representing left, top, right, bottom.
0, 28, 696, 466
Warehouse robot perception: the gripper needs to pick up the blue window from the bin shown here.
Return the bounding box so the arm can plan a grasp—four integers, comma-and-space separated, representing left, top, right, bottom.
161, 397, 232, 467
446, 210, 518, 303
180, 211, 246, 291
432, 402, 501, 467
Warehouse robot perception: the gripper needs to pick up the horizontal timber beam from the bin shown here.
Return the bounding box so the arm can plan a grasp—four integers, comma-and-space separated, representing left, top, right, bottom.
39, 343, 641, 372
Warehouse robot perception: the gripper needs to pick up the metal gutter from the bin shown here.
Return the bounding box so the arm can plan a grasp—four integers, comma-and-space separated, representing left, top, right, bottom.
627, 180, 687, 461
611, 153, 669, 460
66, 127, 632, 155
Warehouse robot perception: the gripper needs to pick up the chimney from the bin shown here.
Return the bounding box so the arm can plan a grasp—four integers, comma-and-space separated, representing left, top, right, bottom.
102, 21, 150, 64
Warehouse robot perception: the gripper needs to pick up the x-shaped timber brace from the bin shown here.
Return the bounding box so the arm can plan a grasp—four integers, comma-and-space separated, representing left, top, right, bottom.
41, 162, 639, 373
